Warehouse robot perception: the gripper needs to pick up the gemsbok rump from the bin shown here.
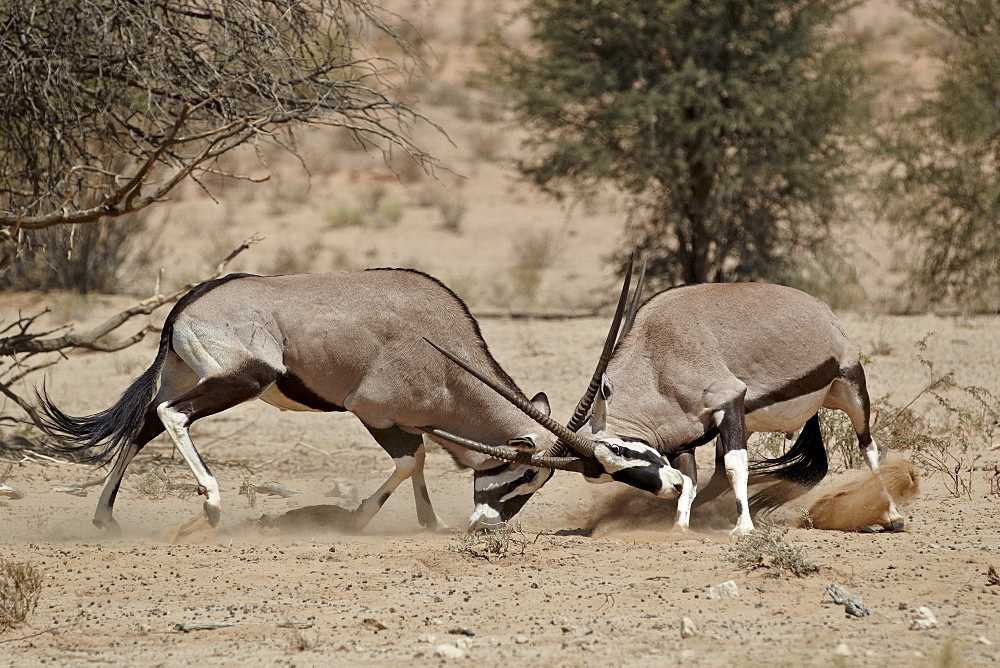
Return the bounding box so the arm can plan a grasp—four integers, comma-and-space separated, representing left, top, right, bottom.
36, 267, 679, 533
429, 281, 905, 535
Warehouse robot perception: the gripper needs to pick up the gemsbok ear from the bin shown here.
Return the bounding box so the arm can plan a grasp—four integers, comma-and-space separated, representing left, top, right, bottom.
592, 374, 615, 432
529, 392, 551, 417
506, 437, 537, 453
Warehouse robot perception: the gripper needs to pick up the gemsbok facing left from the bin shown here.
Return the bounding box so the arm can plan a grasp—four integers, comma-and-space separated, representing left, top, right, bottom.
429, 281, 906, 536
36, 266, 683, 533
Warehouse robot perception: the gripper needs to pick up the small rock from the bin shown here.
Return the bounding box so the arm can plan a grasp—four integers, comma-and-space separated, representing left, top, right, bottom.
977, 636, 992, 646
827, 583, 869, 618
514, 634, 530, 645
434, 644, 465, 659
449, 626, 476, 637
680, 617, 698, 639
706, 580, 740, 599
898, 602, 909, 610
418, 634, 436, 643
834, 643, 852, 657
910, 607, 938, 631
325, 479, 360, 501
362, 617, 388, 632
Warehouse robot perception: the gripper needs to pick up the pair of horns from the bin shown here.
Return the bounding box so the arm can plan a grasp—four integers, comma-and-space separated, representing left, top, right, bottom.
420, 256, 646, 471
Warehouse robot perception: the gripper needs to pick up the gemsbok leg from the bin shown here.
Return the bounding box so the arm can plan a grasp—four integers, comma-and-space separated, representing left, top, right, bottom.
355, 426, 448, 531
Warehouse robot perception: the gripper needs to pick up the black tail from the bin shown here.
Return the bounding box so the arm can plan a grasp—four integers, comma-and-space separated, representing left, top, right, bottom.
747, 414, 828, 514
35, 333, 171, 465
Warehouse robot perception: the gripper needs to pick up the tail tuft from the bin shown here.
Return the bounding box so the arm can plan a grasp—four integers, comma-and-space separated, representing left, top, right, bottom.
748, 414, 828, 514
35, 347, 165, 465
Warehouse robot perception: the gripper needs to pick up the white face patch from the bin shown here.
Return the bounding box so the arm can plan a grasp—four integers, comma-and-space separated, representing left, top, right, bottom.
656, 466, 686, 498
592, 439, 661, 474
467, 504, 502, 531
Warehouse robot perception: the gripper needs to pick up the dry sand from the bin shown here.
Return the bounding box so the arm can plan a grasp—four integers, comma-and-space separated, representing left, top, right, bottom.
2, 1, 999, 664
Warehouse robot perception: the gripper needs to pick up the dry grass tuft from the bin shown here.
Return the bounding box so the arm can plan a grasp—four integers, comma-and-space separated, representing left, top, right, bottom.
0, 560, 43, 631
726, 520, 819, 577
453, 522, 528, 560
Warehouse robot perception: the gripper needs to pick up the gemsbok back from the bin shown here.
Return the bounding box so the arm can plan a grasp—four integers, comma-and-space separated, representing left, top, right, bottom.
36, 267, 675, 533
430, 281, 905, 535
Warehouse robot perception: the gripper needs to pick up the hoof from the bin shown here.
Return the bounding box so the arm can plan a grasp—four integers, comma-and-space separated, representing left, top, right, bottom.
857, 525, 878, 534
203, 504, 221, 526
884, 520, 905, 533
196, 485, 208, 497
94, 517, 122, 536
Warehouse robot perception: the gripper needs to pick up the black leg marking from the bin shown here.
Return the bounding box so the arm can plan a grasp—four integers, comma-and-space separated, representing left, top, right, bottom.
669, 450, 698, 488
365, 425, 422, 460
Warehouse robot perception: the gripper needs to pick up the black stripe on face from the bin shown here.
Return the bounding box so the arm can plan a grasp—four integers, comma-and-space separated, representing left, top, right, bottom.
745, 358, 840, 413
274, 372, 346, 412
473, 464, 551, 522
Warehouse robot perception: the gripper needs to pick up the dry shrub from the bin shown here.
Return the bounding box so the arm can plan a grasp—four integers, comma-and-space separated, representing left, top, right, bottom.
437, 191, 467, 232
0, 210, 158, 294
510, 228, 557, 301
726, 520, 819, 578
796, 458, 920, 532
0, 560, 43, 631
135, 471, 170, 501
453, 522, 527, 560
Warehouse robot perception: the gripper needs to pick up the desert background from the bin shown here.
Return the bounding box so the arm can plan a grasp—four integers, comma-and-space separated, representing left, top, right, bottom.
1, 0, 999, 665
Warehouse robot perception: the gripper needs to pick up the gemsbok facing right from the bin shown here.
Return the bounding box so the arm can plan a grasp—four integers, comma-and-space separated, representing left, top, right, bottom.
430, 281, 905, 536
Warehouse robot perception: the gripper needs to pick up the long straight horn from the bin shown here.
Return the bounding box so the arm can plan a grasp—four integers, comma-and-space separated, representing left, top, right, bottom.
417, 426, 587, 473
562, 254, 634, 436
423, 338, 598, 458
618, 256, 647, 343
548, 255, 646, 457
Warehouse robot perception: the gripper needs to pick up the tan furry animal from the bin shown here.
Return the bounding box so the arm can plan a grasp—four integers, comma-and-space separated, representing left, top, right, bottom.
798, 459, 920, 531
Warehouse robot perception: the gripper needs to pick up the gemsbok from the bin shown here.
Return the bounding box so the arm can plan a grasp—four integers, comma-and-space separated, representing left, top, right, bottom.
428, 281, 905, 535
36, 266, 681, 533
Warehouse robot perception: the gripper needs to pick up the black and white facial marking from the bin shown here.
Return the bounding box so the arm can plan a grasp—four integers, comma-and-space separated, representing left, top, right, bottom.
468, 462, 554, 530
587, 437, 687, 498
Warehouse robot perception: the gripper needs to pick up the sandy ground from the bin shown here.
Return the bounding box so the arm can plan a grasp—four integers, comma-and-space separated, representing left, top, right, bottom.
1, 312, 999, 666
3, 1, 1000, 665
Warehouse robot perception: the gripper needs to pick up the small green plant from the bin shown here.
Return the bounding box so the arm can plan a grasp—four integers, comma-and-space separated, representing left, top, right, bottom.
325, 203, 368, 229
453, 522, 527, 560
262, 242, 321, 275
873, 334, 998, 499
437, 191, 467, 233
509, 228, 557, 301
0, 559, 43, 631
239, 469, 257, 508
726, 520, 819, 577
374, 197, 405, 227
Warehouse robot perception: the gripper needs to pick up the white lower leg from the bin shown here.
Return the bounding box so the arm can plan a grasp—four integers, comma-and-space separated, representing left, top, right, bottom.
157, 402, 221, 524
725, 449, 754, 536
354, 455, 416, 530
94, 443, 140, 531
863, 439, 904, 526
673, 473, 696, 531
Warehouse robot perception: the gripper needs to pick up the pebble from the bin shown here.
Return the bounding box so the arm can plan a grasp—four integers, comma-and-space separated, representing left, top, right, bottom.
706, 580, 740, 599
910, 607, 938, 631
834, 643, 852, 657
434, 644, 465, 659
514, 635, 530, 645
681, 617, 698, 639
